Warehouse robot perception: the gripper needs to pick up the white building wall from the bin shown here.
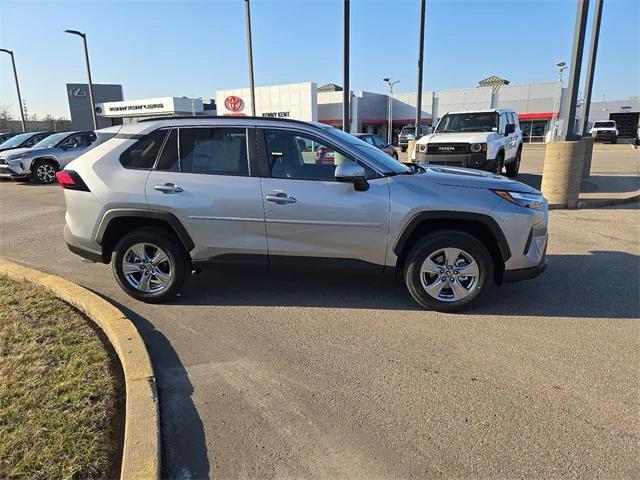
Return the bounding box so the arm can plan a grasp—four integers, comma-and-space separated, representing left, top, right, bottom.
216, 81, 317, 121
436, 87, 493, 118
495, 82, 558, 113
392, 92, 434, 121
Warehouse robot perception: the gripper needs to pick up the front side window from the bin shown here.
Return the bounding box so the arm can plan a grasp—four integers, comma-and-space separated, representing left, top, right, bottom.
120, 129, 167, 169
265, 129, 371, 181
179, 128, 248, 175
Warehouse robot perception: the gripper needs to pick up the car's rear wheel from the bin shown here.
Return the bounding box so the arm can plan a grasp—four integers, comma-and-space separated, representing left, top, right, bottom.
112, 227, 190, 303
505, 147, 522, 178
404, 231, 494, 312
401, 146, 407, 152
32, 160, 58, 184
611, 135, 617, 144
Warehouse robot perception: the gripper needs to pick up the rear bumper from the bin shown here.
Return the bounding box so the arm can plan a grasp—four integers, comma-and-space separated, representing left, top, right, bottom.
64, 224, 105, 263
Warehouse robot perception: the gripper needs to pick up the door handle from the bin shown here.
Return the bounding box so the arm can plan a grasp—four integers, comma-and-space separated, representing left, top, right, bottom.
265, 191, 297, 204
154, 183, 183, 194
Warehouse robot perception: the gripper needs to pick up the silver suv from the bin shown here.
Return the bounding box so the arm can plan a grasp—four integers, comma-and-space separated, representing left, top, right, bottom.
59, 117, 548, 312
0, 131, 97, 183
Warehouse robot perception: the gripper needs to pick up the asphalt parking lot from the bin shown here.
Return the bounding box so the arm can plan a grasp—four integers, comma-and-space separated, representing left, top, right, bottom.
0, 166, 638, 478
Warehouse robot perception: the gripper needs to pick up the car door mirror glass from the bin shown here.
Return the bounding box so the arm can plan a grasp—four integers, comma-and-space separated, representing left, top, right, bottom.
505, 123, 516, 135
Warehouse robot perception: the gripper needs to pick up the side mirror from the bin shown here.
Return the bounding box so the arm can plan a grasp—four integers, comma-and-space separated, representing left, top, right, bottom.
335, 162, 369, 191
505, 123, 516, 135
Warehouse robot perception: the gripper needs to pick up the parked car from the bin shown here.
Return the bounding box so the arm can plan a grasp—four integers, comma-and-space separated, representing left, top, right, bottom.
590, 120, 618, 144
353, 133, 398, 159
59, 117, 548, 312
414, 109, 523, 178
0, 131, 53, 153
0, 131, 98, 183
0, 132, 18, 145
398, 124, 430, 152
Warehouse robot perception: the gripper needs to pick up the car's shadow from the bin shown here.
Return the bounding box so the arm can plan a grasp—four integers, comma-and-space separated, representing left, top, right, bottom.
93, 293, 211, 480
174, 251, 639, 319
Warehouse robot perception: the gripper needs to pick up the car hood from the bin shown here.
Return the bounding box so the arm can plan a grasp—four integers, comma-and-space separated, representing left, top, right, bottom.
0, 145, 27, 154
1, 146, 56, 159
417, 165, 537, 193
0, 147, 32, 158
419, 132, 496, 144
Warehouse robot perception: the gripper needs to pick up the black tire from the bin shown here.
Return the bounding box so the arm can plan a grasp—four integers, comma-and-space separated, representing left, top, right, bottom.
505, 147, 522, 178
404, 231, 494, 313
32, 159, 58, 184
493, 152, 504, 175
611, 136, 617, 144
401, 146, 407, 152
112, 227, 190, 303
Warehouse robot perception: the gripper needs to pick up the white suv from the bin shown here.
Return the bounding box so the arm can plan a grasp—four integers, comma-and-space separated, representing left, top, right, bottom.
414, 109, 523, 178
589, 120, 618, 144
58, 117, 548, 312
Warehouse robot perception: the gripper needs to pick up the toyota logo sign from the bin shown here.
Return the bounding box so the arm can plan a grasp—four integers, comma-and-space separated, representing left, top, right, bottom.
224, 96, 244, 113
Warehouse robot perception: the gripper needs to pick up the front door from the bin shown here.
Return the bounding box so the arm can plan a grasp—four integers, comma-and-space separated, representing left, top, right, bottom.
145, 126, 267, 263
259, 128, 390, 267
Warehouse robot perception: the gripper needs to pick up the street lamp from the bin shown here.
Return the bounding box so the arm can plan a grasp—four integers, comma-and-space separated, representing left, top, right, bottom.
64, 29, 98, 130
0, 49, 27, 132
383, 77, 399, 145
243, 0, 256, 116
551, 61, 567, 140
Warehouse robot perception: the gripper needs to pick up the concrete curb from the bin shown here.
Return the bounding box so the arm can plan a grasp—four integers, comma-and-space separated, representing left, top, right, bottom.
0, 260, 160, 480
548, 193, 640, 210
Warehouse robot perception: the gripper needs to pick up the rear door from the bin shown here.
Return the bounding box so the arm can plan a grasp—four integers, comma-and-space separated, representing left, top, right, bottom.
145, 126, 267, 263
258, 128, 390, 267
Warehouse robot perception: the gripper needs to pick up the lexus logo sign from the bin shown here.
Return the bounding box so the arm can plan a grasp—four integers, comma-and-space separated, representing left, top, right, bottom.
69, 87, 87, 97
224, 95, 244, 113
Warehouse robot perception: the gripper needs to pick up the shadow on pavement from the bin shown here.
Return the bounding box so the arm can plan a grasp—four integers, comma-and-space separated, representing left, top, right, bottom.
175, 250, 639, 319
94, 294, 211, 480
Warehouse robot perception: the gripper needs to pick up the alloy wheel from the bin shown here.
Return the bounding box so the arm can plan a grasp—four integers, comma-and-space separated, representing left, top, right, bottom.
36, 164, 56, 183
419, 247, 480, 302
122, 243, 173, 293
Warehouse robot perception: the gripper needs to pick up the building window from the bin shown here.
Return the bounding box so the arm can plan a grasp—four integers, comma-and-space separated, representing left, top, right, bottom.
520, 120, 548, 143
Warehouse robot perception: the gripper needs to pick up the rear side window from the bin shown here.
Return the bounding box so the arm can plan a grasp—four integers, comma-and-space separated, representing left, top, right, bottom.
120, 129, 167, 169
179, 127, 248, 175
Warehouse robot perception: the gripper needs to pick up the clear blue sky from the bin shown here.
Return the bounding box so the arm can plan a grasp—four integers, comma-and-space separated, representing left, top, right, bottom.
1, 0, 638, 119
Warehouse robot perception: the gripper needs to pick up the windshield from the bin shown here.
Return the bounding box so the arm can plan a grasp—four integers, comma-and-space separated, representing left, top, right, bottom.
0, 132, 34, 148
32, 132, 71, 149
401, 127, 415, 135
594, 121, 615, 128
436, 112, 497, 133
324, 128, 411, 175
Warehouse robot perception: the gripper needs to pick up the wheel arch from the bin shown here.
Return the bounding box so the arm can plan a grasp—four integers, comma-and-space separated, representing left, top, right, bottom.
96, 209, 194, 263
32, 156, 60, 169
393, 211, 511, 283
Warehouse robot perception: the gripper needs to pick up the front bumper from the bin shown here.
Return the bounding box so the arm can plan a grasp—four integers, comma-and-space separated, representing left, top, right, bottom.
415, 151, 496, 171
0, 164, 30, 179
593, 131, 616, 141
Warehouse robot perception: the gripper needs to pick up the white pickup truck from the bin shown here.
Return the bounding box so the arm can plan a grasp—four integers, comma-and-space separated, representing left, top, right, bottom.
589, 120, 619, 144
413, 108, 523, 178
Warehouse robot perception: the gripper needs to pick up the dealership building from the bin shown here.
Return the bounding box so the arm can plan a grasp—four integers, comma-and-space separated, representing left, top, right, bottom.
69, 79, 639, 142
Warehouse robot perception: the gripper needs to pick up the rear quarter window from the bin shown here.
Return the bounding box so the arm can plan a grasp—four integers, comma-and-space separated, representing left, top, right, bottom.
119, 129, 167, 169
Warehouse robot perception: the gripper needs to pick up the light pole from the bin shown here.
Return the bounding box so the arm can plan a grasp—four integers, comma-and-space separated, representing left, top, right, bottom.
0, 49, 27, 132
64, 29, 98, 130
383, 77, 399, 145
551, 61, 567, 140
244, 0, 256, 116
343, 0, 350, 132
415, 0, 426, 138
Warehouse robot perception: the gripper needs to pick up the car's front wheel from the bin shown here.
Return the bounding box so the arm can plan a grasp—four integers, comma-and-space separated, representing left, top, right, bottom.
112, 227, 190, 303
32, 159, 58, 184
404, 231, 494, 312
505, 147, 522, 178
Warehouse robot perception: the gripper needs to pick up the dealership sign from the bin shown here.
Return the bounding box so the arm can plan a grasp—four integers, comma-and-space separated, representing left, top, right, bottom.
96, 97, 204, 118
224, 96, 244, 113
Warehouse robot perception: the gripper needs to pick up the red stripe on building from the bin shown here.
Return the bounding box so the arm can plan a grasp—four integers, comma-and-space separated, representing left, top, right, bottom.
517, 112, 556, 120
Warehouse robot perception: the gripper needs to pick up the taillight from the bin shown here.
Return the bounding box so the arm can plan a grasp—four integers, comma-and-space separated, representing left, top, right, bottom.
55, 170, 90, 191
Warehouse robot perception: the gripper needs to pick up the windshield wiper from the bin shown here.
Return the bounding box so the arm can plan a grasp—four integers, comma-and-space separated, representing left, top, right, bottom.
435, 129, 456, 133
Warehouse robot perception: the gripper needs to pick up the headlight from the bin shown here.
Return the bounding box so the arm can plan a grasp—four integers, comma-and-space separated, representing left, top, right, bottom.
470, 143, 486, 153
418, 144, 426, 152
494, 190, 545, 211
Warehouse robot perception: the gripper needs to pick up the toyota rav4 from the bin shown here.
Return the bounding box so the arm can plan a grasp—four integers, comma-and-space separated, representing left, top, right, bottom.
59, 117, 547, 312
413, 109, 523, 178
